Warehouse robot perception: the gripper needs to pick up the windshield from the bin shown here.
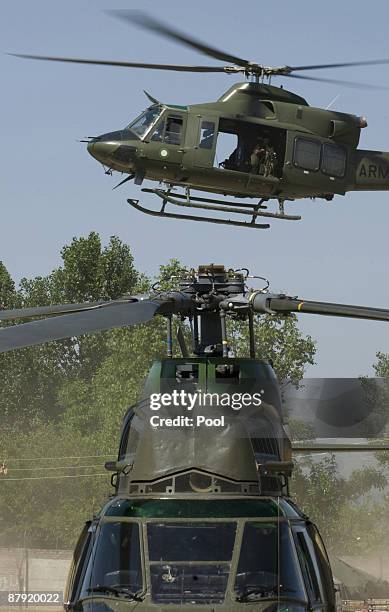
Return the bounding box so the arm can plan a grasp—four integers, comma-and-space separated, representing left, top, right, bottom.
126, 105, 163, 139
147, 521, 236, 605
77, 516, 308, 606
235, 522, 306, 602
80, 522, 142, 599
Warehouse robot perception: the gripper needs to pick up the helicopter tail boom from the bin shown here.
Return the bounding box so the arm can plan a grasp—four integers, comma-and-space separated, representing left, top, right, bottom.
353, 149, 389, 190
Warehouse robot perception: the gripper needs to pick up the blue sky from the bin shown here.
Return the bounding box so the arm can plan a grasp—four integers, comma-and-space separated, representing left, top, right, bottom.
2, 0, 389, 376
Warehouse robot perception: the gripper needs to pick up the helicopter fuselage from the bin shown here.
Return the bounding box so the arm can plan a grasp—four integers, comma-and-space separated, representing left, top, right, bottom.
87, 82, 389, 203
63, 356, 337, 610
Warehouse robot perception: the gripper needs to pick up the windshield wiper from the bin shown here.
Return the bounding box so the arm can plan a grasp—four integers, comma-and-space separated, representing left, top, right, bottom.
87, 586, 144, 601
236, 585, 297, 602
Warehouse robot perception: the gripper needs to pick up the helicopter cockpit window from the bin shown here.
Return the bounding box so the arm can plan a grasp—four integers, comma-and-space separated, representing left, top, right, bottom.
147, 521, 236, 604
80, 522, 142, 599
321, 143, 346, 178
199, 121, 215, 149
293, 137, 321, 171
164, 115, 183, 145
234, 522, 306, 602
151, 119, 166, 142
127, 105, 163, 139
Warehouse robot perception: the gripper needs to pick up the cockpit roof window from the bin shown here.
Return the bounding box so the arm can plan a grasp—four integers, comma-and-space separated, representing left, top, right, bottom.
126, 105, 163, 140
106, 498, 302, 519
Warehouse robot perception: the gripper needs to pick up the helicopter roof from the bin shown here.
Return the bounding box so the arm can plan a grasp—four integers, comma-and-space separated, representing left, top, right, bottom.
217, 82, 309, 106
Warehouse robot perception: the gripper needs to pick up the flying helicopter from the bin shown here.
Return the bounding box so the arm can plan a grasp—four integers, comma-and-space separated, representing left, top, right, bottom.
1, 263, 389, 610
10, 11, 389, 230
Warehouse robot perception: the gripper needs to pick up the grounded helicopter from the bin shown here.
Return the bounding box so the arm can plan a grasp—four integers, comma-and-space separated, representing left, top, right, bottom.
10, 11, 389, 229
1, 263, 389, 610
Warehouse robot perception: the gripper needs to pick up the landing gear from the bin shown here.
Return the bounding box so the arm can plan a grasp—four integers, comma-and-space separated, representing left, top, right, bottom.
127, 187, 301, 230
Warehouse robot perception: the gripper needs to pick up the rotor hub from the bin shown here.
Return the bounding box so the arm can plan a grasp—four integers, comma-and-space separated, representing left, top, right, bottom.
178, 265, 246, 297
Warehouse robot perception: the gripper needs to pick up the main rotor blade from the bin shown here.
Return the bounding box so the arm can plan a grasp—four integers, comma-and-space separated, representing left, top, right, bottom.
289, 58, 389, 72
0, 301, 107, 322
252, 293, 389, 322
109, 10, 250, 68
0, 300, 158, 354
9, 54, 230, 73
285, 72, 388, 90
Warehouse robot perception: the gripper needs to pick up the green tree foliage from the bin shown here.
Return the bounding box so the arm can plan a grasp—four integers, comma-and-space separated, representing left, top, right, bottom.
291, 455, 388, 554
357, 377, 389, 437
229, 315, 316, 385
287, 419, 316, 441
370, 352, 389, 467
374, 351, 389, 377
0, 233, 139, 427
0, 262, 16, 308
0, 424, 112, 548
17, 233, 137, 305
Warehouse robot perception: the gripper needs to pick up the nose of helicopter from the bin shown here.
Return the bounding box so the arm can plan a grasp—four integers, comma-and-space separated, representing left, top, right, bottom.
87, 131, 121, 163
87, 130, 139, 168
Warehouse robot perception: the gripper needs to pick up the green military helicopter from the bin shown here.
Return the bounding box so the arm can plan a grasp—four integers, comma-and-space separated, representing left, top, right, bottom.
10, 11, 389, 229
1, 264, 389, 610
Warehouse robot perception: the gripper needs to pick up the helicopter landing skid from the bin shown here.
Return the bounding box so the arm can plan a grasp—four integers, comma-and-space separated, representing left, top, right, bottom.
127, 188, 301, 229
127, 198, 270, 229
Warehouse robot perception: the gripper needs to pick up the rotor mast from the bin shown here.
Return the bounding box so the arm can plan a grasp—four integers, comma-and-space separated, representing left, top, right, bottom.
173, 264, 254, 358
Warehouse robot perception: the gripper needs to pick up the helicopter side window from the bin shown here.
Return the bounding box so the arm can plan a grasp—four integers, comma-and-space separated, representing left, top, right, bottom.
199, 121, 215, 149
65, 521, 93, 605
293, 137, 321, 171
307, 525, 335, 609
294, 530, 322, 605
164, 115, 183, 145
321, 143, 346, 178
234, 522, 306, 602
